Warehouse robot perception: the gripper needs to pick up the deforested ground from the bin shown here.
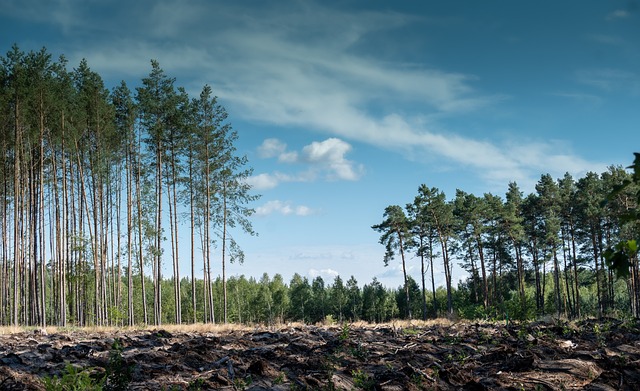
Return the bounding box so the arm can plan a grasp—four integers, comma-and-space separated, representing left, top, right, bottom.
0, 318, 639, 390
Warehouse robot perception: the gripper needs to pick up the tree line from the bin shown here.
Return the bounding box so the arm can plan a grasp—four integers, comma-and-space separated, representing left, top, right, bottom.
373, 158, 640, 321
0, 45, 257, 328
2, 45, 637, 328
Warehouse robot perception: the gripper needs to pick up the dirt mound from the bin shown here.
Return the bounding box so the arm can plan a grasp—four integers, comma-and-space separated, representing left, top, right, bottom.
0, 318, 638, 390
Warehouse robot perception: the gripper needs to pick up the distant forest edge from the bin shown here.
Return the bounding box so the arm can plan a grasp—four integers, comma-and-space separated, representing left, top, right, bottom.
0, 45, 638, 327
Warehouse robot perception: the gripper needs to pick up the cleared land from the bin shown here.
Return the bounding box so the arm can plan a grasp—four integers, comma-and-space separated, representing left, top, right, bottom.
0, 318, 638, 390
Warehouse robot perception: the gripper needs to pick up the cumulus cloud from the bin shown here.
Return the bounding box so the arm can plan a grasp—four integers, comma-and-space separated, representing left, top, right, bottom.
301, 138, 361, 181
255, 200, 315, 216
250, 137, 363, 189
309, 268, 340, 279
257, 138, 287, 158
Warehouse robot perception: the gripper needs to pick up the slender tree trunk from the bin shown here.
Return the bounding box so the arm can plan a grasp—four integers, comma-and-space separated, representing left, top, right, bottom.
476, 235, 489, 310
136, 135, 148, 325
443, 240, 453, 316
13, 105, 22, 326
561, 234, 573, 318
514, 243, 525, 311
569, 227, 580, 317
397, 229, 410, 319
116, 160, 123, 325
533, 247, 542, 313
428, 236, 437, 317
591, 228, 603, 317
189, 156, 196, 323
155, 141, 163, 325
126, 142, 134, 326
419, 235, 427, 321
167, 161, 177, 324
222, 181, 228, 324
467, 241, 479, 304
553, 249, 562, 317
172, 158, 181, 324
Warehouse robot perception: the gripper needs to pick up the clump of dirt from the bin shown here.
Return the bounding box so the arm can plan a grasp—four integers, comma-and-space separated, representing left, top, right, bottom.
0, 318, 638, 390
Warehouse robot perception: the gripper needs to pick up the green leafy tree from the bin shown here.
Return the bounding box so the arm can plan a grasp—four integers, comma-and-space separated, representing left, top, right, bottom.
288, 273, 311, 322
345, 276, 362, 321
557, 173, 581, 318
604, 154, 640, 307
329, 275, 347, 322
111, 81, 137, 326
136, 60, 179, 325
576, 172, 608, 315
310, 276, 327, 323
372, 205, 413, 318
453, 190, 489, 309
535, 174, 564, 317
503, 182, 528, 315
425, 189, 456, 315
407, 185, 441, 319
210, 97, 259, 324
269, 274, 289, 323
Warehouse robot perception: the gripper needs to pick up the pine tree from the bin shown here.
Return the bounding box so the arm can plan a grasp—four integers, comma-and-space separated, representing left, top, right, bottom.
372, 205, 413, 318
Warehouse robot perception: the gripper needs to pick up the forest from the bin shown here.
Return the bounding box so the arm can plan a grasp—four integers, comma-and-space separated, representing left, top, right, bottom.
0, 45, 258, 328
1, 45, 639, 329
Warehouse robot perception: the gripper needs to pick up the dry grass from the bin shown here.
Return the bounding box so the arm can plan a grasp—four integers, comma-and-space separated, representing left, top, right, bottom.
0, 318, 462, 336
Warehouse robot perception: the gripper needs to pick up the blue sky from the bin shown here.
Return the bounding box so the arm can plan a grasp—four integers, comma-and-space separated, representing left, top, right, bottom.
1, 0, 638, 289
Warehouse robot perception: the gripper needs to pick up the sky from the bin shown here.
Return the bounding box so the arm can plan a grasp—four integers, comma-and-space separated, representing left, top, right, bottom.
1, 0, 639, 290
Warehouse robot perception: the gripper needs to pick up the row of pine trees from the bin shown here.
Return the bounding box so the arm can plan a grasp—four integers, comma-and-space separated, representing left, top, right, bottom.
373, 165, 640, 321
1, 45, 637, 328
0, 45, 257, 327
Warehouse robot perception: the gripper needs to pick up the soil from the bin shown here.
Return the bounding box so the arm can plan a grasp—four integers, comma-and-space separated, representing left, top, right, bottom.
0, 317, 639, 390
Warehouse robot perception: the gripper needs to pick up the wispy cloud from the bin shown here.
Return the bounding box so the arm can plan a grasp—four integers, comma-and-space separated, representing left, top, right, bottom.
245, 172, 300, 191
550, 92, 603, 106
249, 138, 363, 190
606, 9, 631, 21
577, 68, 640, 94
588, 34, 625, 46
255, 200, 315, 217
22, 0, 608, 193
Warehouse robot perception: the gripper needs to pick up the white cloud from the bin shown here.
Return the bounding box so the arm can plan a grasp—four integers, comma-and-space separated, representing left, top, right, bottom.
38, 0, 607, 194
606, 9, 630, 21
255, 200, 315, 217
245, 173, 290, 190
257, 138, 287, 158
245, 171, 316, 190
301, 138, 362, 181
251, 137, 362, 188
308, 268, 340, 280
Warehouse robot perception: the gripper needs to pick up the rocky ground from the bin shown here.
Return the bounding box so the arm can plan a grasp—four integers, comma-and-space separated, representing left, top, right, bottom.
0, 318, 639, 390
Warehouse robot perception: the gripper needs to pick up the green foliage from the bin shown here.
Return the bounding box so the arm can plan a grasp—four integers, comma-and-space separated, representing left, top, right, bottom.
43, 340, 132, 391
339, 322, 350, 342
604, 240, 637, 279
103, 339, 133, 391
604, 153, 640, 279
43, 364, 103, 391
351, 369, 375, 390
186, 378, 205, 390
